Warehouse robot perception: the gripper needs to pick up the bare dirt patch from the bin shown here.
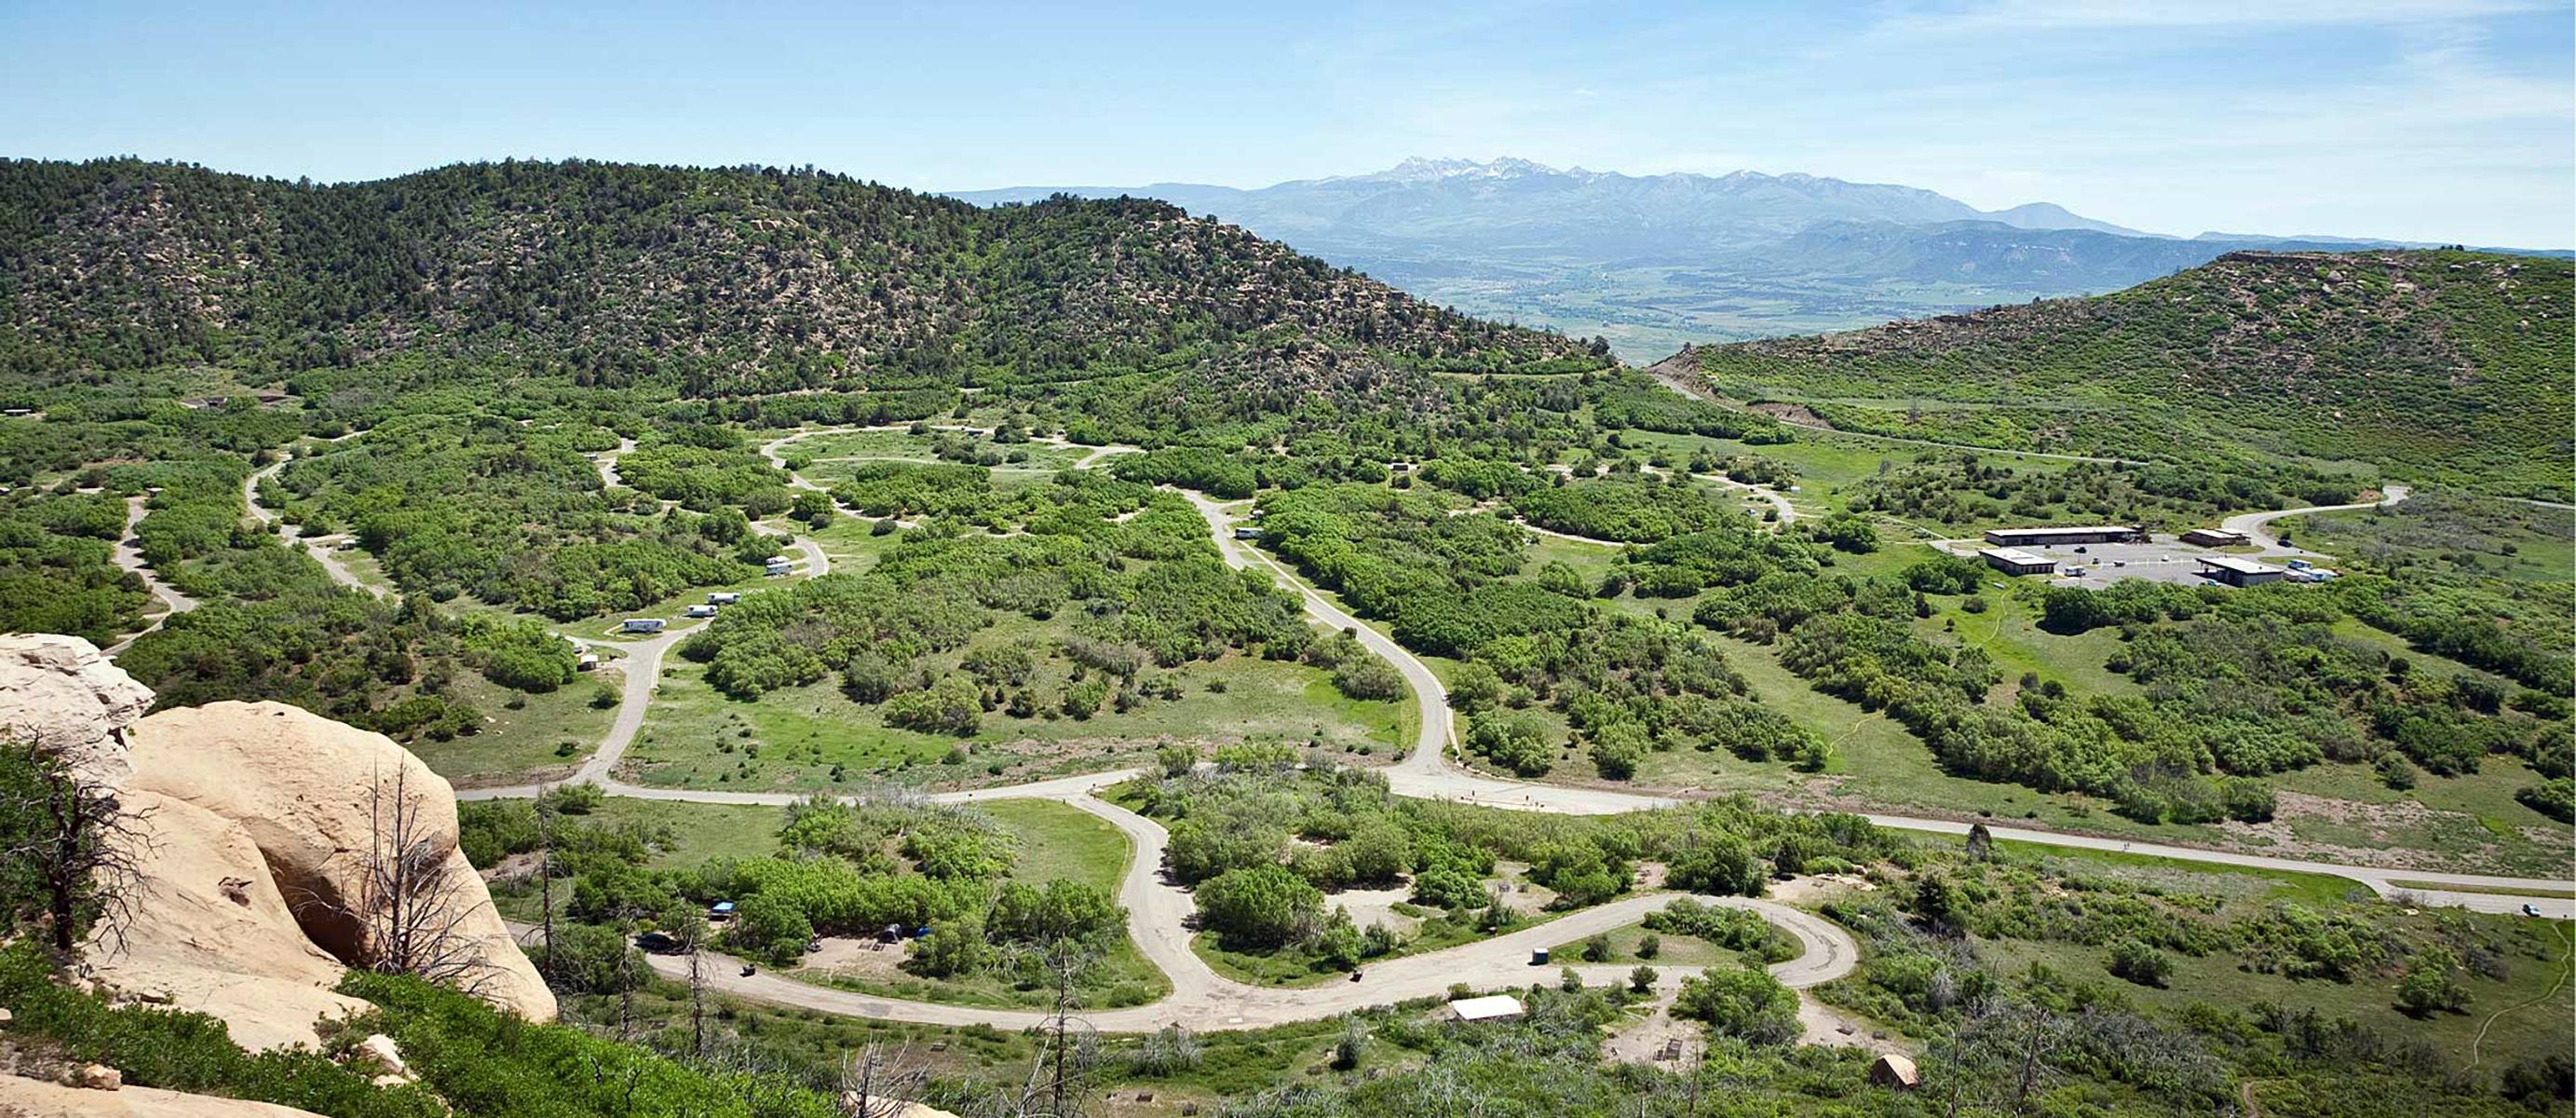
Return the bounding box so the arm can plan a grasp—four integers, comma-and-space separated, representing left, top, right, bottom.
799, 935, 910, 981
1325, 883, 1421, 934
2214, 790, 2500, 871
1749, 401, 1829, 426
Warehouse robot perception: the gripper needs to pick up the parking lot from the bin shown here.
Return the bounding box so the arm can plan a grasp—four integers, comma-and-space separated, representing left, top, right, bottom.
1935, 536, 2252, 588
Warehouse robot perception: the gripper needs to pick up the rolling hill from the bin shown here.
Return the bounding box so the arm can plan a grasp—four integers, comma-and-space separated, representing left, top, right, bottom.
0, 157, 1598, 396
1687, 250, 2574, 499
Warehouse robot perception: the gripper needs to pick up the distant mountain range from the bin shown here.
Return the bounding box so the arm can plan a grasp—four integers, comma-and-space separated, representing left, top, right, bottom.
951, 158, 2564, 360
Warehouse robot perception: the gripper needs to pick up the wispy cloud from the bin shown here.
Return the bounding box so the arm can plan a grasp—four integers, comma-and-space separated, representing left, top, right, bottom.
1877, 0, 2553, 35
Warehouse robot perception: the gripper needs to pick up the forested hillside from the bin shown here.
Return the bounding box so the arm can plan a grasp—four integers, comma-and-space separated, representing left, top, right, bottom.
0, 157, 1600, 394
1694, 251, 2574, 498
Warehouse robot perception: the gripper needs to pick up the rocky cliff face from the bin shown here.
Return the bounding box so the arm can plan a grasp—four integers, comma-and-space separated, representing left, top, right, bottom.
0, 634, 552, 1053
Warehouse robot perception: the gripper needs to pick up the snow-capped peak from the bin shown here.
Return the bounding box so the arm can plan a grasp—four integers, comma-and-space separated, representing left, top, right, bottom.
1344, 157, 1586, 184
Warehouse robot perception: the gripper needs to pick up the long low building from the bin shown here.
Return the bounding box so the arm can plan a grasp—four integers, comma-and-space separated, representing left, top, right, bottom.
2197, 555, 2285, 586
1448, 994, 1526, 1023
1978, 547, 2057, 576
1983, 525, 2146, 547
2180, 527, 2249, 547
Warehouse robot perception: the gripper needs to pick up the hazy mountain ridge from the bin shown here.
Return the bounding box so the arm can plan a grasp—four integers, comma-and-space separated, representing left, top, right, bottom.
951, 158, 2563, 358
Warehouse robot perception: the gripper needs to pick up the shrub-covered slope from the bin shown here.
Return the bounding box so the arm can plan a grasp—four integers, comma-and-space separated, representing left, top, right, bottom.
0, 157, 1600, 393
1694, 250, 2573, 498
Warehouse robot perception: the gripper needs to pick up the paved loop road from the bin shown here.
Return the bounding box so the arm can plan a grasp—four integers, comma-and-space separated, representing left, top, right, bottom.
472, 425, 2569, 1036
516, 767, 1860, 1034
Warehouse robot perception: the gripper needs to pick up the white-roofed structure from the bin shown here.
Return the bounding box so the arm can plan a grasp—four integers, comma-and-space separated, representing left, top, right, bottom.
1977, 547, 2056, 576
2197, 555, 2285, 586
1446, 994, 1526, 1023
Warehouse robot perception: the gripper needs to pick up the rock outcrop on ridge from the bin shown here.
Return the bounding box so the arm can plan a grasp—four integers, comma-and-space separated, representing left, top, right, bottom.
0, 1073, 334, 1117
0, 634, 553, 1053
121, 701, 556, 1025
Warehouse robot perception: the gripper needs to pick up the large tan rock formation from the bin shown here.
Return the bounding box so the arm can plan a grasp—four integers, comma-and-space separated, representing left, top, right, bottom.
0, 634, 151, 784
122, 702, 555, 1024
0, 1073, 333, 1117
0, 634, 554, 1054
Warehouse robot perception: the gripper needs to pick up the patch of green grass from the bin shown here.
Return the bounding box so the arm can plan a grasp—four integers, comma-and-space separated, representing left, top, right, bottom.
983, 798, 1129, 893
1991, 839, 2366, 910
627, 634, 1406, 793
1192, 899, 1575, 989
1544, 920, 1757, 968
1916, 588, 2137, 701
408, 675, 615, 785
576, 798, 787, 868
1980, 914, 2573, 1070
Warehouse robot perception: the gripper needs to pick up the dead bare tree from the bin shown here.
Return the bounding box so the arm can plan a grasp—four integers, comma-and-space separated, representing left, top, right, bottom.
352, 766, 493, 995
0, 729, 154, 956
536, 782, 557, 985
685, 916, 710, 1061
838, 1041, 930, 1118
615, 925, 638, 1042
978, 936, 1104, 1118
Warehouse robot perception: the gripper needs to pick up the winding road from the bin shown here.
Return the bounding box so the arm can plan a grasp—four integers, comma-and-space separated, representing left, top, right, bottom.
102, 495, 196, 657
455, 421, 2567, 1041
244, 446, 384, 597
513, 766, 1861, 1035
2220, 484, 2413, 558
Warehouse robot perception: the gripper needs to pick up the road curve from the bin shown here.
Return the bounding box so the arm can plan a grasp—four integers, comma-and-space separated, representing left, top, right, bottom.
1866, 812, 2573, 919
620, 886, 1851, 1033
463, 436, 2574, 918
2220, 484, 2412, 557
245, 451, 383, 597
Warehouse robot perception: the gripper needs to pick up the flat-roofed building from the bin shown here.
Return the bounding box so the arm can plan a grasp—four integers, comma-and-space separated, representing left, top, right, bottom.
1447, 994, 1526, 1024
1983, 525, 2145, 547
1978, 547, 2057, 576
2181, 528, 2249, 547
2197, 555, 2285, 586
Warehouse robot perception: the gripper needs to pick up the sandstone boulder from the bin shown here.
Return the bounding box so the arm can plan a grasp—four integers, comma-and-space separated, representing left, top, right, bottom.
123, 701, 555, 1022
0, 1073, 332, 1117
353, 1032, 410, 1082
82, 789, 372, 1052
0, 633, 153, 784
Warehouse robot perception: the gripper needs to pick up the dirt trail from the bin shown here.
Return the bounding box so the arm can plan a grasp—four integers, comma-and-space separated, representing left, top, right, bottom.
102, 494, 197, 657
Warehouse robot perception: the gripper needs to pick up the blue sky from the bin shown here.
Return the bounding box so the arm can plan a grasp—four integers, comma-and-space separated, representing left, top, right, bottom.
4, 0, 2569, 244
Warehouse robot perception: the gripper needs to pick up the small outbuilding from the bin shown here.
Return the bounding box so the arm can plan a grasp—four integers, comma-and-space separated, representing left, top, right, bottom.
1977, 547, 2056, 577
2197, 555, 2286, 587
576, 653, 600, 672
1870, 1053, 1920, 1090
1447, 994, 1526, 1024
